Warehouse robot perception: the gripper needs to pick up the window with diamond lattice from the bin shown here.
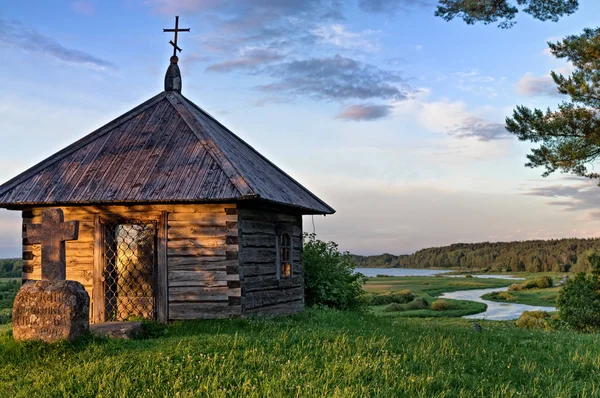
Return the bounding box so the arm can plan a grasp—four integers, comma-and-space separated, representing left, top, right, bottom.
103, 221, 156, 321
279, 232, 292, 279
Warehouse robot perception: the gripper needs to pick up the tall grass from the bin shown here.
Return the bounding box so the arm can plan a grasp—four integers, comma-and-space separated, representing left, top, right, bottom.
1, 310, 600, 397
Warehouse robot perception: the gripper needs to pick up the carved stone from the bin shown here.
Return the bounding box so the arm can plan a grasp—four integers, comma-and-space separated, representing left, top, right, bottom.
25, 208, 79, 281
12, 280, 90, 342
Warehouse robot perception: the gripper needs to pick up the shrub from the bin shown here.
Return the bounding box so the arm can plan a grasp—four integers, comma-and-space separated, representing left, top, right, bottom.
507, 283, 523, 291
465, 274, 473, 278
406, 297, 429, 310
431, 299, 452, 311
524, 276, 553, 289
483, 291, 516, 301
383, 303, 405, 312
367, 290, 415, 306
303, 233, 366, 310
516, 311, 558, 330
509, 276, 553, 291
557, 254, 600, 332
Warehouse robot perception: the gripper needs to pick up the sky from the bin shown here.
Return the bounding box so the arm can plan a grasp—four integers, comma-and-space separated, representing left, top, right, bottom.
1, 0, 600, 257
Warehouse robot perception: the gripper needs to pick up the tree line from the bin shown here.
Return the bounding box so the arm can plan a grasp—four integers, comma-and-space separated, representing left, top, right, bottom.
0, 258, 22, 278
352, 238, 600, 273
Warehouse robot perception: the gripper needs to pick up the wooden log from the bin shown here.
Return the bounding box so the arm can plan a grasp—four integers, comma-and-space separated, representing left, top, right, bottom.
244, 300, 304, 315
241, 235, 275, 248
169, 286, 230, 302
238, 220, 275, 235
168, 256, 228, 266
243, 275, 303, 292
167, 225, 236, 239
167, 246, 237, 257
238, 209, 300, 224
167, 238, 228, 249
168, 280, 228, 288
168, 213, 237, 222
239, 248, 277, 264
240, 263, 277, 278
169, 303, 242, 319
168, 261, 238, 272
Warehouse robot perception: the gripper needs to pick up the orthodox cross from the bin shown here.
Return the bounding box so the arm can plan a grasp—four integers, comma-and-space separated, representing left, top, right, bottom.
25, 208, 79, 281
163, 16, 190, 57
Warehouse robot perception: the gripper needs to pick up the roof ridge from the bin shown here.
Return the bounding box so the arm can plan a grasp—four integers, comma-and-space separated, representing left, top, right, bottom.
165, 92, 256, 198
0, 92, 169, 197
175, 93, 336, 214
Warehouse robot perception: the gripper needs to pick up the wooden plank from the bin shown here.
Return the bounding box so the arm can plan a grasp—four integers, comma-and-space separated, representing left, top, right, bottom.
240, 263, 277, 277
168, 270, 228, 282
167, 225, 236, 239
167, 237, 228, 249
168, 213, 236, 222
238, 220, 275, 235
167, 246, 237, 256
92, 215, 104, 324
156, 211, 168, 323
168, 280, 228, 288
169, 286, 230, 302
241, 235, 275, 248
168, 256, 228, 266
244, 300, 304, 316
239, 248, 277, 264
238, 209, 300, 224
168, 302, 242, 320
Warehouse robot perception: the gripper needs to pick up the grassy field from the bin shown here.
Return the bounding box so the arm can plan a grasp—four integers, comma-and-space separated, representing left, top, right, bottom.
364, 275, 516, 296
1, 310, 600, 397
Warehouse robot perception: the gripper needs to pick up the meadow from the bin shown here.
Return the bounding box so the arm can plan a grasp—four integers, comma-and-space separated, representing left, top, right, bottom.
1, 310, 600, 397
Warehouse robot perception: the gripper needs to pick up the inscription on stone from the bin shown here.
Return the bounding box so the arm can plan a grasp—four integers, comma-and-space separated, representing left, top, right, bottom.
12, 280, 89, 342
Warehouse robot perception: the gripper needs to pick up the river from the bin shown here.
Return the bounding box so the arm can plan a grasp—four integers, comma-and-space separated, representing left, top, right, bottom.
360, 268, 556, 320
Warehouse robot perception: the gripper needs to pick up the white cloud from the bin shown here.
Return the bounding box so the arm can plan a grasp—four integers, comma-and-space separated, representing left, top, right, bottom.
311, 24, 380, 52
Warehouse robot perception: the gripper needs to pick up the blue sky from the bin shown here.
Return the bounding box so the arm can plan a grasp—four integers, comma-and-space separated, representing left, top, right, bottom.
1, 0, 600, 256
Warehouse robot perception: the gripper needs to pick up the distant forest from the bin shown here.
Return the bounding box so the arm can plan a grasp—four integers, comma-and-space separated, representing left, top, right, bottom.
352, 238, 600, 273
0, 259, 22, 278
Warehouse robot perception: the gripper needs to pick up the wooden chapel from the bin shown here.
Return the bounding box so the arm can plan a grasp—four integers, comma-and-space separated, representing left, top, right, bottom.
0, 17, 334, 323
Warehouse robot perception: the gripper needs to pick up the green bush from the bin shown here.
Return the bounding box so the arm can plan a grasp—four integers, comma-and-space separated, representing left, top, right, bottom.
516, 311, 558, 330
382, 303, 405, 312
303, 233, 366, 310
465, 274, 473, 278
367, 290, 415, 306
483, 291, 516, 301
557, 254, 600, 332
431, 299, 452, 311
507, 283, 523, 291
509, 276, 553, 291
406, 297, 429, 310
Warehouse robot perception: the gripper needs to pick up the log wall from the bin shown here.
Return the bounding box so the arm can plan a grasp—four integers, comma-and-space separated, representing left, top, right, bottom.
21, 204, 241, 322
238, 207, 304, 316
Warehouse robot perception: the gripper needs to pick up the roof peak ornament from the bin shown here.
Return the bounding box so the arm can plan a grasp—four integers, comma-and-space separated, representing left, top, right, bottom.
163, 16, 190, 92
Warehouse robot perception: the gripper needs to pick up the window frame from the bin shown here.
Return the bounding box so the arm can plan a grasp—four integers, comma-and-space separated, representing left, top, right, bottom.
277, 231, 292, 279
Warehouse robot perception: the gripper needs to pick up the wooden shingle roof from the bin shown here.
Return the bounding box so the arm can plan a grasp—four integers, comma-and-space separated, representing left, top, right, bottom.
0, 91, 334, 214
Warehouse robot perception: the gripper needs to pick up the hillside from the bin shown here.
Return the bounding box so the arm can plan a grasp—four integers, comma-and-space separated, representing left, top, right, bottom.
352, 238, 600, 272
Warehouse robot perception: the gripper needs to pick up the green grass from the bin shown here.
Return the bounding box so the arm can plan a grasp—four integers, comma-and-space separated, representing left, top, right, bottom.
372, 298, 487, 318
482, 287, 561, 307
364, 275, 517, 297
2, 310, 600, 397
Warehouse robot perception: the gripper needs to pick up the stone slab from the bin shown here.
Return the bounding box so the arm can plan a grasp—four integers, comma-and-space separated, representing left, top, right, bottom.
12, 280, 89, 343
90, 322, 142, 339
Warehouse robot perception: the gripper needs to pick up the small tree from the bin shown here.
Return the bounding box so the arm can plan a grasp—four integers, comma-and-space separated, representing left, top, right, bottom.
556, 253, 600, 331
303, 233, 366, 310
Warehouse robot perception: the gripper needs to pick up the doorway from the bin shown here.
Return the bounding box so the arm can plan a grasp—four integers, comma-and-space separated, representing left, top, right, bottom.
102, 220, 157, 321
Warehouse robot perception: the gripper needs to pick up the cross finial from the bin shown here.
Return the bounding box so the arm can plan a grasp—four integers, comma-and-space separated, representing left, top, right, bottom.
163, 16, 190, 58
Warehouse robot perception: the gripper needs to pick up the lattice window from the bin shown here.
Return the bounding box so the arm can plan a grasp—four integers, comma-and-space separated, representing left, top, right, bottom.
279, 232, 292, 279
103, 221, 157, 321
